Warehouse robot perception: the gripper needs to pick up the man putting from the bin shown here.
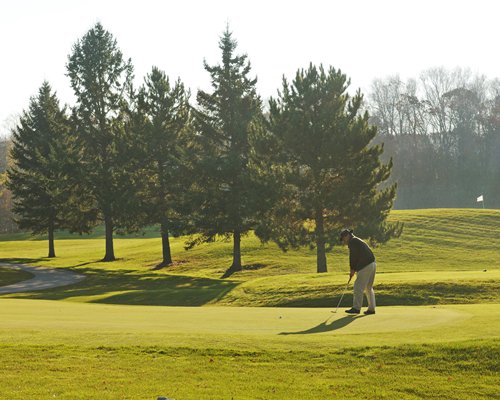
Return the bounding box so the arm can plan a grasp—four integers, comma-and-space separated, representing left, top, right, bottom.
340, 229, 376, 315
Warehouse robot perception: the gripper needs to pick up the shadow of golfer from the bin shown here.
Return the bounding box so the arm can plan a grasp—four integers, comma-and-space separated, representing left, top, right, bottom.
279, 314, 365, 335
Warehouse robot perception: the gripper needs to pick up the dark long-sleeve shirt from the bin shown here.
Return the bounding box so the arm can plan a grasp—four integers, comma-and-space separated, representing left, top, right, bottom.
348, 236, 375, 271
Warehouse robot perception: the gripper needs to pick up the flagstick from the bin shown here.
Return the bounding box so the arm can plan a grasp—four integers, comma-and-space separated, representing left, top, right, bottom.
477, 195, 485, 209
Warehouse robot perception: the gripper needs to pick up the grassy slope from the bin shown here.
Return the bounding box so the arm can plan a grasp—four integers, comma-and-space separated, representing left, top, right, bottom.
1, 208, 498, 274
0, 208, 498, 307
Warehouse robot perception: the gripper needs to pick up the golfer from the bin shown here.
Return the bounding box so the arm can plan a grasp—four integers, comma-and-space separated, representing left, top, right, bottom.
340, 229, 376, 315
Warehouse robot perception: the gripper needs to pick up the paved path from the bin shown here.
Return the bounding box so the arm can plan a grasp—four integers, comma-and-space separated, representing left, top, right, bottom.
0, 263, 85, 294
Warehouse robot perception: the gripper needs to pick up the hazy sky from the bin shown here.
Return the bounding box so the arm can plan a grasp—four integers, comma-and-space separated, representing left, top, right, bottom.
1, 0, 499, 135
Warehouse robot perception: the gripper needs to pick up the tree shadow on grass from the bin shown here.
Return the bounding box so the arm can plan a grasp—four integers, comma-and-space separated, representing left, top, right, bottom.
279, 314, 365, 335
0, 266, 239, 306
221, 263, 267, 279
0, 257, 49, 265
0, 257, 111, 271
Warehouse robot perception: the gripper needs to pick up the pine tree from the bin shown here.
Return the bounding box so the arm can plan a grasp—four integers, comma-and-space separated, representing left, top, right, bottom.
66, 23, 135, 261
135, 67, 191, 267
262, 64, 402, 273
190, 28, 268, 273
7, 82, 71, 257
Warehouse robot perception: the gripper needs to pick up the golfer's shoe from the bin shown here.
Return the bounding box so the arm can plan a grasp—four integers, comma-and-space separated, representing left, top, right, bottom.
364, 309, 376, 315
345, 307, 360, 314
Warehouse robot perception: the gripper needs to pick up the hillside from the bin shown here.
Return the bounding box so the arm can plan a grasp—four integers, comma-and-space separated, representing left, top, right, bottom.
0, 208, 498, 307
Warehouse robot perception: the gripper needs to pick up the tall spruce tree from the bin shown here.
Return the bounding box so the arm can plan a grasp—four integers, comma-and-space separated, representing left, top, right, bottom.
135, 67, 191, 267
7, 82, 71, 257
191, 28, 267, 273
261, 64, 402, 273
67, 23, 135, 261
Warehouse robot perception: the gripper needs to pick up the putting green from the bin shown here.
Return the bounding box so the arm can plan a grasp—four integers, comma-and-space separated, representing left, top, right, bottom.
1, 299, 498, 350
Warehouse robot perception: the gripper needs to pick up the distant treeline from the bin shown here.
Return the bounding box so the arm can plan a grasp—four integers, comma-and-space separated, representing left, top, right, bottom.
367, 69, 500, 209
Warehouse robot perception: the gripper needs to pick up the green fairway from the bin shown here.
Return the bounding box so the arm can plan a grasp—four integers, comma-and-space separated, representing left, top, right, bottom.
0, 209, 499, 399
1, 299, 499, 348
0, 299, 498, 399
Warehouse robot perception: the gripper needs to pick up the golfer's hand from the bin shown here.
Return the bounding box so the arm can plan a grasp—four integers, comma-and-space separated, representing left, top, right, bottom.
349, 269, 355, 280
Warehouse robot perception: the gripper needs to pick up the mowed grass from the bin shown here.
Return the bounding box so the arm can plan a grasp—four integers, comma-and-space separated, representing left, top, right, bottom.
1, 300, 499, 348
0, 208, 499, 399
1, 341, 498, 400
1, 208, 499, 277
0, 300, 499, 399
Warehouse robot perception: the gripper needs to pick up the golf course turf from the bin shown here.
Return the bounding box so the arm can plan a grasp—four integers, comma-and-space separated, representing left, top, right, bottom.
0, 209, 499, 399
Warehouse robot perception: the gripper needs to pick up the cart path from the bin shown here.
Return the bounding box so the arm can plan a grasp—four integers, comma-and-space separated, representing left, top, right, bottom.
0, 263, 85, 294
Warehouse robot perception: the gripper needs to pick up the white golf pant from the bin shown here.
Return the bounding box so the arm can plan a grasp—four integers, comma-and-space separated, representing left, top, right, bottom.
353, 262, 376, 311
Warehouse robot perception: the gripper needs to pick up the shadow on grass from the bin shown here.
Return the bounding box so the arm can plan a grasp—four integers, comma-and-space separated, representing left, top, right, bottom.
2, 256, 497, 307
221, 263, 267, 278
0, 257, 49, 265
279, 314, 365, 335
0, 266, 238, 306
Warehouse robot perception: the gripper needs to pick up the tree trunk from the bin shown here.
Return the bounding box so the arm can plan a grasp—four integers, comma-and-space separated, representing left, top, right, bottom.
230, 229, 242, 271
160, 221, 172, 267
48, 219, 56, 258
103, 213, 115, 262
315, 208, 327, 273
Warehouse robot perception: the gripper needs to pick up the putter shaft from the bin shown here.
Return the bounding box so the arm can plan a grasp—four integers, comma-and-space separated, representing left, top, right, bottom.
333, 279, 351, 313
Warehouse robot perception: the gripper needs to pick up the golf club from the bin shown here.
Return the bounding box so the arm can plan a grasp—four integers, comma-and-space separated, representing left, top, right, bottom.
332, 276, 352, 313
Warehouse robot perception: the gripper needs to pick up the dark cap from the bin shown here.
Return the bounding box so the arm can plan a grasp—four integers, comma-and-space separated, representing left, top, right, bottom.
339, 229, 353, 242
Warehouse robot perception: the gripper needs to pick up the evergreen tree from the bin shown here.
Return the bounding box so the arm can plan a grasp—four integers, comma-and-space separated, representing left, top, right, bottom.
191, 28, 268, 273
262, 64, 402, 273
135, 67, 191, 267
7, 82, 71, 257
66, 23, 135, 261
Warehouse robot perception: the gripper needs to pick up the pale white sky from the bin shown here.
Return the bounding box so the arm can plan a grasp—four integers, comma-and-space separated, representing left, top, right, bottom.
1, 0, 499, 135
